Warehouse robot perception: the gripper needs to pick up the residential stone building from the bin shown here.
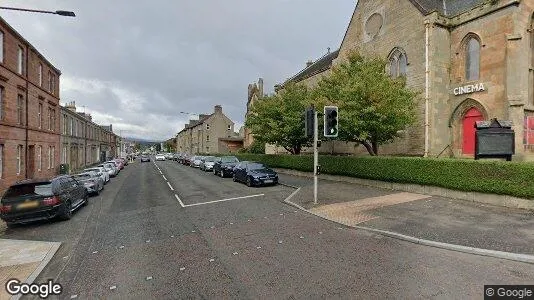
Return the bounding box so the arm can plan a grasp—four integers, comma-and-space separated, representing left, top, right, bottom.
0, 16, 61, 194
273, 0, 534, 160
176, 105, 242, 154
60, 101, 120, 173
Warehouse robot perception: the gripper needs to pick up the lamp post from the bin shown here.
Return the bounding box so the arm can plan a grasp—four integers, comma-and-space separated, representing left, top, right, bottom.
0, 6, 76, 17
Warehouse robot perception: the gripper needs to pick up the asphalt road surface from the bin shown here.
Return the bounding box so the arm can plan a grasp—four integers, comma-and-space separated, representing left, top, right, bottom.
2, 158, 533, 299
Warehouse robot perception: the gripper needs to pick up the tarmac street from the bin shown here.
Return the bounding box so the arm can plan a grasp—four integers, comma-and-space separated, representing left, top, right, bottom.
1, 159, 533, 299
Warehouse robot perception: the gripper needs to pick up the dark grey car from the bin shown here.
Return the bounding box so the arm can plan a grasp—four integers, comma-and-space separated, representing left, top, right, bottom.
213, 156, 240, 177
0, 176, 88, 227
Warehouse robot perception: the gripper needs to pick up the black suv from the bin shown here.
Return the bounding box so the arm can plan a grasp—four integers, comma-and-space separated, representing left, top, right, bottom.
213, 156, 240, 177
0, 176, 88, 227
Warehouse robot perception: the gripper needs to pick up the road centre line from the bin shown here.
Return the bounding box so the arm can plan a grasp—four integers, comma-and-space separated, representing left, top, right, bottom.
162, 175, 167, 181
167, 182, 174, 191
183, 194, 265, 208
174, 194, 185, 208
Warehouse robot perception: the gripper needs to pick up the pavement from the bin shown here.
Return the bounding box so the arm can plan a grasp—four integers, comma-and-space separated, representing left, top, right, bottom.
279, 170, 534, 256
0, 159, 532, 299
0, 239, 61, 300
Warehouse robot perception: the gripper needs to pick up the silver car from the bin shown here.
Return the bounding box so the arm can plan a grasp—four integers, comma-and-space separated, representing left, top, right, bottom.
199, 156, 216, 171
191, 156, 203, 168
73, 172, 104, 195
84, 167, 109, 184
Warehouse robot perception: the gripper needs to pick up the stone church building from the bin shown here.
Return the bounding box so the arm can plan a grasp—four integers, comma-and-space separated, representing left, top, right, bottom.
262, 0, 534, 159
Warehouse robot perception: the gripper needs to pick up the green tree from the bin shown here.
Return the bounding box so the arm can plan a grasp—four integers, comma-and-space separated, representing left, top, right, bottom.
313, 50, 419, 155
245, 83, 312, 154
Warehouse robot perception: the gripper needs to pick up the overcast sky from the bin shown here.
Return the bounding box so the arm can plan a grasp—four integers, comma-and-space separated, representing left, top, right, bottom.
1, 0, 355, 141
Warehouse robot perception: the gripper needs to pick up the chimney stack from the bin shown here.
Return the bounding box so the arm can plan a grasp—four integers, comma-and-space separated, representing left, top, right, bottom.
214, 105, 222, 114
65, 101, 77, 112
306, 60, 314, 67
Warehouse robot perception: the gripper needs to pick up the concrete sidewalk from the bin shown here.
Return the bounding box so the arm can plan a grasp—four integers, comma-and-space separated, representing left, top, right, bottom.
0, 239, 61, 299
278, 172, 534, 256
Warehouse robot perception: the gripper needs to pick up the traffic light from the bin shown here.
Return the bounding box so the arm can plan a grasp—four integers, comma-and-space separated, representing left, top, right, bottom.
324, 106, 338, 137
305, 107, 315, 138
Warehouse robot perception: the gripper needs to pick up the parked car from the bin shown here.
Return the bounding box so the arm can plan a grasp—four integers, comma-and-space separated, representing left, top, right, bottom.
155, 154, 166, 161
199, 156, 216, 171
73, 172, 103, 195
213, 156, 240, 177
190, 156, 203, 168
164, 153, 173, 160
84, 167, 109, 184
98, 163, 118, 177
108, 159, 124, 170
233, 161, 279, 187
0, 177, 88, 227
140, 155, 151, 162
181, 155, 191, 165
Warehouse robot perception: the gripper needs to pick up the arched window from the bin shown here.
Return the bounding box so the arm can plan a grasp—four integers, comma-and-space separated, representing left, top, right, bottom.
465, 37, 480, 81
388, 48, 407, 78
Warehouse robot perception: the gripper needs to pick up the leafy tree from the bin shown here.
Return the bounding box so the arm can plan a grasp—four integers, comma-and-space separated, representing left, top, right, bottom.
245, 83, 312, 154
239, 140, 266, 154
313, 50, 419, 155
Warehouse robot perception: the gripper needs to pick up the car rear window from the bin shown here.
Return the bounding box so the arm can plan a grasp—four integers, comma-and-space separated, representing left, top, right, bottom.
248, 163, 266, 170
222, 156, 238, 163
74, 174, 92, 180
3, 182, 53, 198
204, 157, 215, 162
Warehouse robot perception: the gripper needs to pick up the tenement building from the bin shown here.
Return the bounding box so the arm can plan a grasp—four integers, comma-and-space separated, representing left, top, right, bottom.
176, 105, 242, 154
60, 101, 119, 173
0, 16, 61, 194
274, 0, 534, 159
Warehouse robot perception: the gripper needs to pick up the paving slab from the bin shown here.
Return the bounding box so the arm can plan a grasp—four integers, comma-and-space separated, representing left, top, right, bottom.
282, 174, 534, 255
0, 239, 61, 300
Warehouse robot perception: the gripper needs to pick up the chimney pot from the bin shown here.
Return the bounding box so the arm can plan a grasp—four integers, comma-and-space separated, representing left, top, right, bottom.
214, 105, 222, 113
306, 60, 314, 67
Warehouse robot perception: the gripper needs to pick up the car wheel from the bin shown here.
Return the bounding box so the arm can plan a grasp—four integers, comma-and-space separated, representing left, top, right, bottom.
246, 177, 252, 187
60, 200, 73, 220
220, 169, 225, 178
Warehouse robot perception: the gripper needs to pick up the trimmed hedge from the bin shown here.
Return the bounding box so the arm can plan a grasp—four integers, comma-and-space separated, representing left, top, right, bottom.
229, 154, 534, 200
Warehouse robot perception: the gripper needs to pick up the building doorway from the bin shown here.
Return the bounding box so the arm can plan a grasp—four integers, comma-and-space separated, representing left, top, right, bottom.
27, 145, 35, 179
462, 107, 484, 155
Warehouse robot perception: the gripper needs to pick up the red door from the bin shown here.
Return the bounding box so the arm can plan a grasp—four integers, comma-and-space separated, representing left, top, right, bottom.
462, 108, 484, 155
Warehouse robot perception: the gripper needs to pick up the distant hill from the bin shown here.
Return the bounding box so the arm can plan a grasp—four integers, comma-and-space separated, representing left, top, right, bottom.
123, 137, 160, 144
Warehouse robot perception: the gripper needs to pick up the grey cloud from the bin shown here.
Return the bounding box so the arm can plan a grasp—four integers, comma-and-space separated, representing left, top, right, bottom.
2, 0, 355, 140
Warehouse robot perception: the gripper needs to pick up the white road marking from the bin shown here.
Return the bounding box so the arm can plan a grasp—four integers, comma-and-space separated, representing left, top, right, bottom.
174, 194, 185, 208
256, 246, 261, 249
183, 194, 265, 207
119, 245, 125, 249
70, 295, 78, 299
146, 276, 153, 281
110, 286, 117, 290
233, 252, 238, 255
167, 182, 174, 191
209, 258, 215, 262
162, 175, 167, 181
146, 240, 150, 243
92, 251, 98, 254
159, 171, 163, 175
180, 267, 186, 271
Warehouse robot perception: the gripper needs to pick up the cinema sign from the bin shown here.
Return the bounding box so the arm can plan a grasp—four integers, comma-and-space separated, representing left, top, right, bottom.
453, 83, 486, 96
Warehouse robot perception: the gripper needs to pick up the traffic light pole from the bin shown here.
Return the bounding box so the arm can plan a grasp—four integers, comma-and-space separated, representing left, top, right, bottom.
313, 110, 319, 205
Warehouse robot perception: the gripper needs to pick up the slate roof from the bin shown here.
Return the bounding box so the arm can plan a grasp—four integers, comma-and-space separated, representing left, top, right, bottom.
282, 49, 340, 86
409, 0, 486, 16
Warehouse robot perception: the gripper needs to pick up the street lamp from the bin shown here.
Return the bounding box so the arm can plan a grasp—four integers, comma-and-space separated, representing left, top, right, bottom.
0, 6, 76, 17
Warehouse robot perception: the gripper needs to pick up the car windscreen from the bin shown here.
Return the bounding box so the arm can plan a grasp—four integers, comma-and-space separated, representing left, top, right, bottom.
247, 163, 266, 170
222, 157, 239, 163
204, 157, 216, 162
3, 182, 53, 198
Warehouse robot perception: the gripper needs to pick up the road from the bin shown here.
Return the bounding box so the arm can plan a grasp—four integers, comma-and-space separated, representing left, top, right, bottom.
2, 158, 533, 299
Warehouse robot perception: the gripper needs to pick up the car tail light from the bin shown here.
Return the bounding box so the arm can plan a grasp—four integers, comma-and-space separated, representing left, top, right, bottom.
0, 204, 12, 213
42, 196, 61, 206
